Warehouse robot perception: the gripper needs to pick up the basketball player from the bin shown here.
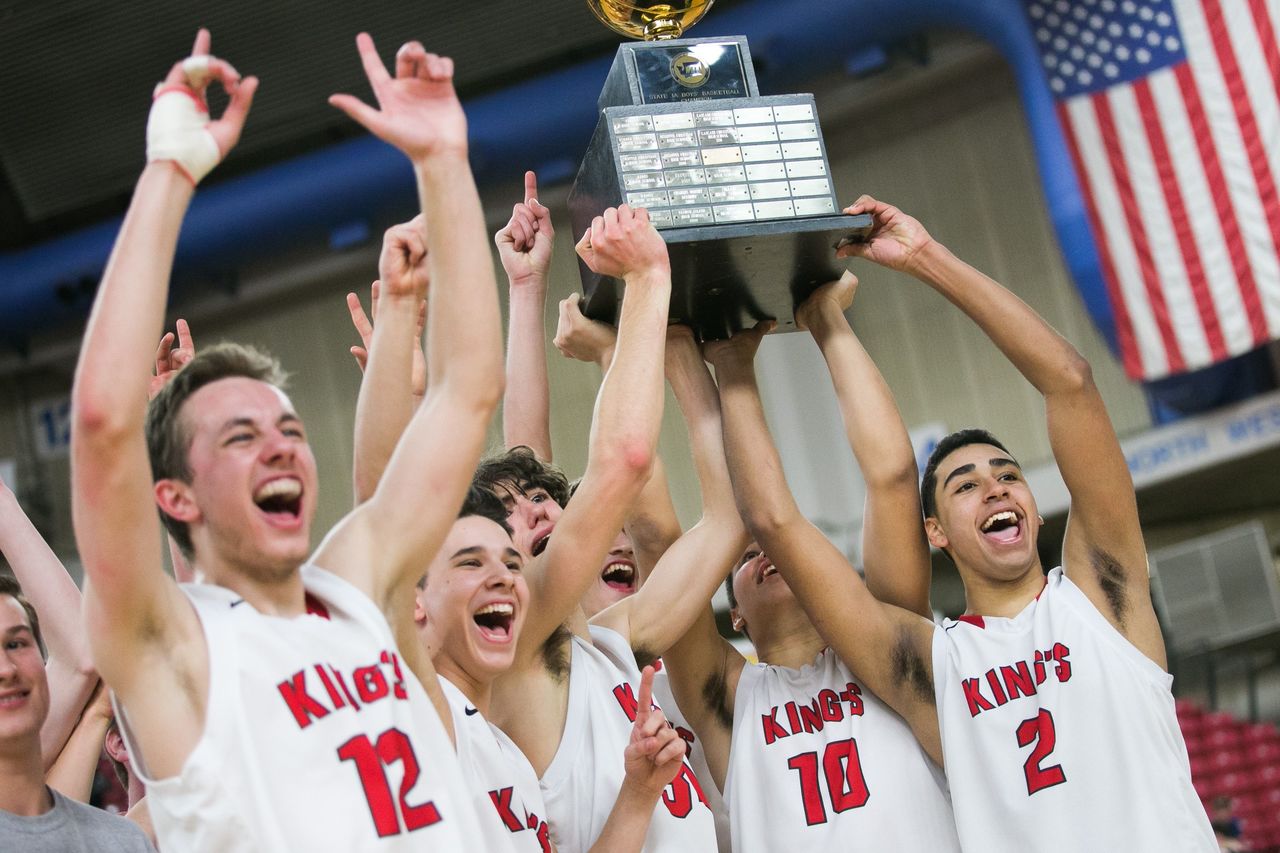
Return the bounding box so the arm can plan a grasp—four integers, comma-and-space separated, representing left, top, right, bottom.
710, 195, 1216, 852
495, 184, 732, 852
71, 30, 499, 850
653, 273, 959, 852
346, 218, 697, 852
469, 212, 732, 850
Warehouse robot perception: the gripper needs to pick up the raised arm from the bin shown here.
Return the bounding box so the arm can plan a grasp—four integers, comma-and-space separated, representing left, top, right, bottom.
45, 684, 113, 801
0, 485, 96, 766
322, 36, 503, 608
516, 206, 670, 657
795, 273, 933, 619
350, 219, 430, 504
550, 299, 682, 578
499, 171, 555, 461
592, 326, 749, 664
708, 327, 941, 762
841, 196, 1159, 663
72, 31, 254, 757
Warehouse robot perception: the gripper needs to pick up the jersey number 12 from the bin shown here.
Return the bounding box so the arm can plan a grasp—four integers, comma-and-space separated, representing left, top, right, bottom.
339, 728, 443, 837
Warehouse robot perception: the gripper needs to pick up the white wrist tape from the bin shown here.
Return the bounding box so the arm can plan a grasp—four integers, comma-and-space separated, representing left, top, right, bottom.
146, 84, 221, 185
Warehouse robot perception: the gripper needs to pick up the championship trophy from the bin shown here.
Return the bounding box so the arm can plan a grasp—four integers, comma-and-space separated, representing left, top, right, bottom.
569, 0, 872, 339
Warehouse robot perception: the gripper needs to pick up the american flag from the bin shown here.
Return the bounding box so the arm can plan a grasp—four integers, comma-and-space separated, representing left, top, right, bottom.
1029, 0, 1280, 379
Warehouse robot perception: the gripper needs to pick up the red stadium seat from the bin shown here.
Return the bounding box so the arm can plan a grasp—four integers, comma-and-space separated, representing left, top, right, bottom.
1205, 748, 1246, 774
1203, 727, 1245, 751
1202, 710, 1239, 731
1244, 740, 1280, 768
1175, 697, 1204, 719
1243, 722, 1280, 744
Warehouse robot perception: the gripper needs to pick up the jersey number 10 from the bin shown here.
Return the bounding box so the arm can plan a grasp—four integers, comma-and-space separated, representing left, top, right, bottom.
787, 737, 870, 826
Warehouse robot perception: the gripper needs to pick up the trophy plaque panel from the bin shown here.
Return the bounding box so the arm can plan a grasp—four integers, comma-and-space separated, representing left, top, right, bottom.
597, 35, 758, 110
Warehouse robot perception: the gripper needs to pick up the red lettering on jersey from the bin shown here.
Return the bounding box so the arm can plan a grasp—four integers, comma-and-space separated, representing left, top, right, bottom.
331, 666, 362, 710
381, 650, 409, 700
785, 701, 802, 734
963, 678, 995, 717
986, 669, 1009, 706
488, 787, 524, 831
315, 664, 347, 709
674, 724, 696, 747
1051, 643, 1072, 682
1033, 650, 1047, 684
355, 665, 389, 704
838, 682, 864, 717
278, 671, 330, 728
798, 699, 825, 733
612, 683, 640, 723
527, 812, 552, 852
818, 689, 843, 722
1000, 661, 1036, 700
761, 707, 789, 745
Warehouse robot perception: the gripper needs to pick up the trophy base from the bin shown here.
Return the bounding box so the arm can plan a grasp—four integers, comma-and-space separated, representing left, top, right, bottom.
578, 213, 873, 341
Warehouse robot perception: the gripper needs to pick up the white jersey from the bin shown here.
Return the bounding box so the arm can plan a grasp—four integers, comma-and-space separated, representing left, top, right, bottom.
651, 665, 731, 853
440, 676, 549, 852
932, 567, 1217, 853
540, 625, 719, 853
725, 647, 960, 853
117, 565, 487, 852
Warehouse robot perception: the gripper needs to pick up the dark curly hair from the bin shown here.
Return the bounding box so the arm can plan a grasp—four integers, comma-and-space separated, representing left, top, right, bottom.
472, 446, 570, 509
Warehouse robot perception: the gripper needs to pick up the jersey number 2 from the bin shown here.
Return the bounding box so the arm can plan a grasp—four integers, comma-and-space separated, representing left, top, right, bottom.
787, 738, 870, 826
1016, 709, 1067, 795
338, 728, 443, 837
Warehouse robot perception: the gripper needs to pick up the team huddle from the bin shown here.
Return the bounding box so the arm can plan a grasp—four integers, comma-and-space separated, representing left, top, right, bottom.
0, 29, 1224, 852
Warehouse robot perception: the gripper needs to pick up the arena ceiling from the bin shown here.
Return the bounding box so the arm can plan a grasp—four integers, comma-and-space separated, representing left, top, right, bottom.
0, 0, 747, 251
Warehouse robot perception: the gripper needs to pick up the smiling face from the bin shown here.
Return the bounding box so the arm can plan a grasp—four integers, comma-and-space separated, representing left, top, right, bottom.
925, 443, 1042, 583
418, 516, 528, 685
0, 595, 49, 750
163, 377, 318, 582
579, 530, 638, 619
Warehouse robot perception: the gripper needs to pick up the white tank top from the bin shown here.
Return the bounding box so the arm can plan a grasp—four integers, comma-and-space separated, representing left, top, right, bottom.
540, 625, 719, 852
725, 647, 960, 853
651, 666, 731, 853
932, 567, 1218, 852
117, 566, 487, 852
440, 675, 549, 852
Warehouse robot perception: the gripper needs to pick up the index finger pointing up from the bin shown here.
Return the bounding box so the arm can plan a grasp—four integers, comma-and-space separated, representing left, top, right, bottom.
355, 32, 392, 88
524, 170, 539, 205
191, 28, 211, 57
636, 665, 656, 725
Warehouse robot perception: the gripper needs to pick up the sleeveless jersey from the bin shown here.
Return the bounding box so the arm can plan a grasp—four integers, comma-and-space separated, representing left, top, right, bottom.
116, 565, 487, 852
725, 647, 960, 853
932, 567, 1218, 853
652, 666, 731, 853
539, 625, 719, 852
440, 675, 549, 852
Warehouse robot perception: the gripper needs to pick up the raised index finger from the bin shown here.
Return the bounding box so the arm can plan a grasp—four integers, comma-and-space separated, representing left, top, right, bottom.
355, 32, 392, 89
191, 28, 211, 57
524, 171, 538, 205
636, 665, 655, 725
175, 318, 195, 354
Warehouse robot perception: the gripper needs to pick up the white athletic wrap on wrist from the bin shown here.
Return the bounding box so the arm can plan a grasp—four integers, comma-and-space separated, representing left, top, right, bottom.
146, 85, 221, 185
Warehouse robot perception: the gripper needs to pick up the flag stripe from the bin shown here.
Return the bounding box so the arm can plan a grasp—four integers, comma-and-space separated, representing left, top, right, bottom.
1057, 100, 1144, 378
1133, 76, 1228, 360
1094, 92, 1187, 372
1151, 69, 1255, 354
1202, 0, 1280, 340
1247, 0, 1280, 112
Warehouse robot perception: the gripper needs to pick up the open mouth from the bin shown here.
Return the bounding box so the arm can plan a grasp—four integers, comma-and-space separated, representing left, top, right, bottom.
601, 559, 635, 591
531, 534, 550, 557
254, 478, 303, 520
980, 510, 1022, 544
473, 602, 516, 642
757, 562, 779, 584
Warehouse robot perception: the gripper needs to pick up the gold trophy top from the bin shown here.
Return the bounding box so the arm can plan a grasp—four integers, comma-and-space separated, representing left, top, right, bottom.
587, 0, 715, 40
